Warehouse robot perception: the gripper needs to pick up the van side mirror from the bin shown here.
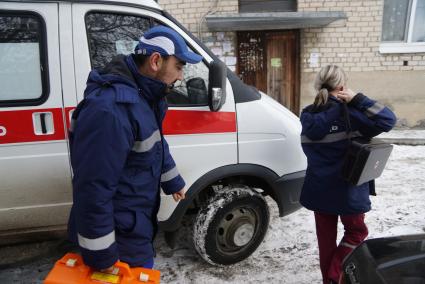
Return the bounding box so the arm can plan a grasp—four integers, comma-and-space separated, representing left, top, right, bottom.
208, 61, 227, 112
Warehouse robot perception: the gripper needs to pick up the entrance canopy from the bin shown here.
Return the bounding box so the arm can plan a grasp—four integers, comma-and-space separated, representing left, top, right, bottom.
205, 11, 346, 31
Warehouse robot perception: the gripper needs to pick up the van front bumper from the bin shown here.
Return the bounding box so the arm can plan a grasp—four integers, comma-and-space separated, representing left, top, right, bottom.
271, 170, 305, 217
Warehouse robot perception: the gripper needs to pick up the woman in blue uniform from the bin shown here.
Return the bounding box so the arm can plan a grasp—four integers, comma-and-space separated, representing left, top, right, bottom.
299, 65, 396, 284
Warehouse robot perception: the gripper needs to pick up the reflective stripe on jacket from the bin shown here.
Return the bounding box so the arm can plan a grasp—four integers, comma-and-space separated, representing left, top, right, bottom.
299, 93, 396, 215
68, 55, 185, 269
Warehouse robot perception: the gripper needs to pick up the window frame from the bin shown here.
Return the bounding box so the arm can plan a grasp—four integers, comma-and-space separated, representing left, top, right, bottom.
84, 10, 210, 108
380, 0, 425, 54
0, 10, 50, 107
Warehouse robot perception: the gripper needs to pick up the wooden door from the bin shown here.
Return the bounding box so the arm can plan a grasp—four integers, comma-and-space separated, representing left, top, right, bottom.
237, 30, 299, 114
266, 31, 299, 112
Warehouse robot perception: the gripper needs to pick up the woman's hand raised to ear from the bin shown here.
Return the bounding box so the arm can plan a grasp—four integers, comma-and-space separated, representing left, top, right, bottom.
337, 87, 356, 103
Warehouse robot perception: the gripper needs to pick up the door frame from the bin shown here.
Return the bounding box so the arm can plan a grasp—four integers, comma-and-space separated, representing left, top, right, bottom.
237, 29, 300, 115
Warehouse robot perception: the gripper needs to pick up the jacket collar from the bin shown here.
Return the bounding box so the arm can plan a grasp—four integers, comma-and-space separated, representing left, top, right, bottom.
328, 95, 341, 103
125, 55, 168, 102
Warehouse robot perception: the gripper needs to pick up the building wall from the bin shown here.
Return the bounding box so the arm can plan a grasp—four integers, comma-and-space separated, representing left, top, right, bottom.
159, 0, 239, 71
159, 0, 425, 127
298, 0, 425, 127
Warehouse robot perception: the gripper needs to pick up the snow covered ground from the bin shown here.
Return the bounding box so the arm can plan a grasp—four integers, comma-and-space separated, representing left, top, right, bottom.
0, 145, 423, 283
378, 129, 425, 140
154, 145, 425, 284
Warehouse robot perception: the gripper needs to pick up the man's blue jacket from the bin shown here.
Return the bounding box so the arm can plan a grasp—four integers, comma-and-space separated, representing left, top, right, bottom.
68, 55, 185, 269
299, 94, 396, 215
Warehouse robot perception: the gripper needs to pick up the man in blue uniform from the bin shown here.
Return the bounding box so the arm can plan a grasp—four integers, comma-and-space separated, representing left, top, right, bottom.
67, 25, 203, 270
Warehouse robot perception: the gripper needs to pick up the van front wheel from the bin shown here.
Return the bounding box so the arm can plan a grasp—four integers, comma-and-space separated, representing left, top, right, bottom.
193, 185, 270, 265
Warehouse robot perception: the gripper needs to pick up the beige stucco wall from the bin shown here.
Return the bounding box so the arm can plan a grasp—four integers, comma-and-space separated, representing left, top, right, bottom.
159, 0, 425, 127
298, 0, 425, 73
301, 71, 425, 127
298, 0, 425, 127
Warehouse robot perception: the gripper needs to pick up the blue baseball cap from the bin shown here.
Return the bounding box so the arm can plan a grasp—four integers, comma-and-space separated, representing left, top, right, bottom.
134, 25, 203, 64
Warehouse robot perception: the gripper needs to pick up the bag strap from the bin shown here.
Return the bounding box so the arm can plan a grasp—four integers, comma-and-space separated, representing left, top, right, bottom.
342, 102, 352, 141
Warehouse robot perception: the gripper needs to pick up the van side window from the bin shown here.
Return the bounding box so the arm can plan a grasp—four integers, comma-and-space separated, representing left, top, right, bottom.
85, 12, 208, 107
85, 12, 151, 70
0, 13, 48, 106
166, 58, 209, 107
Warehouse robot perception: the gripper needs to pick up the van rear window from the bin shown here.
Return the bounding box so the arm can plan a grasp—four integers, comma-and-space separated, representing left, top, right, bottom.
0, 12, 48, 106
85, 12, 151, 70
85, 12, 209, 107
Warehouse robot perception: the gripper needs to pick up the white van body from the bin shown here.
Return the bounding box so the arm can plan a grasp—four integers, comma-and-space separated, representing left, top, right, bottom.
0, 0, 306, 265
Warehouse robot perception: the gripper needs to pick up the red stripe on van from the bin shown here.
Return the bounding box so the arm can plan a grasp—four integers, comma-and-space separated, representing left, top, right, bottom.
62, 108, 236, 135
163, 110, 236, 135
0, 108, 65, 144
0, 108, 235, 144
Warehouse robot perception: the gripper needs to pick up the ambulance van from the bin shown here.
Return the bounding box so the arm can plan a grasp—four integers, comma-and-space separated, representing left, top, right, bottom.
0, 0, 306, 265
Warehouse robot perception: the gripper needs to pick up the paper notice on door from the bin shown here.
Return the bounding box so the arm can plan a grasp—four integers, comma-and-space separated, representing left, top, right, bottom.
211, 47, 223, 56
225, 56, 237, 66
115, 40, 138, 55
223, 42, 232, 53
309, 52, 320, 67
271, 58, 282, 68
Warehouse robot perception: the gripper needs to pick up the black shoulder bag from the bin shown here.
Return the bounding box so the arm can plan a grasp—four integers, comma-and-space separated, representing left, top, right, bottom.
341, 103, 393, 186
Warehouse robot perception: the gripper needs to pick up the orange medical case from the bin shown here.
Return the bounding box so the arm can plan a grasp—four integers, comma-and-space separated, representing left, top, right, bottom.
44, 253, 160, 284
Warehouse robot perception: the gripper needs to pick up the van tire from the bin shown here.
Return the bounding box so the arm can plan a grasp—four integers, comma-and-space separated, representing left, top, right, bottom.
193, 185, 269, 265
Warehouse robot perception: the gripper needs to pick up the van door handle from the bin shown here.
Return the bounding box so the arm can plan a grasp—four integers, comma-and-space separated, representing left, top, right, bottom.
33, 112, 55, 135
40, 113, 47, 134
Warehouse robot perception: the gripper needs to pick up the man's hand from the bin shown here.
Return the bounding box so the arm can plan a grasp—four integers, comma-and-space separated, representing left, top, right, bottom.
100, 265, 115, 273
172, 188, 185, 202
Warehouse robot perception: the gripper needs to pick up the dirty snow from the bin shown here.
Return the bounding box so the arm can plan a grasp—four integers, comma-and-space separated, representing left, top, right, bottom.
0, 145, 423, 283
378, 129, 425, 140
154, 145, 425, 284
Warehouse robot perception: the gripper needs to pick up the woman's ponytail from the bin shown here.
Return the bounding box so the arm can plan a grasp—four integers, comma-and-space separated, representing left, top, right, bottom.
314, 88, 329, 107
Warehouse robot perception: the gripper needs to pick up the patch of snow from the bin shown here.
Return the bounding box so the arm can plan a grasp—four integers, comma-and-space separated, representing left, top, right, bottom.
153, 145, 425, 284
378, 129, 425, 140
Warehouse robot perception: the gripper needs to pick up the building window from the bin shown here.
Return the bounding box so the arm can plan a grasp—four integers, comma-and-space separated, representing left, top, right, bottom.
380, 0, 425, 53
239, 0, 296, 13
0, 12, 48, 106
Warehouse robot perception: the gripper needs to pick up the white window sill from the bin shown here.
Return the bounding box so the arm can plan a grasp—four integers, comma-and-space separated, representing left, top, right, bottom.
379, 42, 425, 54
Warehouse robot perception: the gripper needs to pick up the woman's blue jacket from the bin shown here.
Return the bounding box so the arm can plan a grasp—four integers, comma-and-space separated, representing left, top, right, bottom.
300, 93, 396, 215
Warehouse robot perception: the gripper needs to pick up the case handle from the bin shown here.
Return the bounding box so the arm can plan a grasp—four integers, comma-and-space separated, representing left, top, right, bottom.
113, 261, 135, 280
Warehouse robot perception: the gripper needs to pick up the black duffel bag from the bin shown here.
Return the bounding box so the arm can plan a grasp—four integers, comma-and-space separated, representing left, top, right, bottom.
341, 103, 393, 186
342, 234, 425, 284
